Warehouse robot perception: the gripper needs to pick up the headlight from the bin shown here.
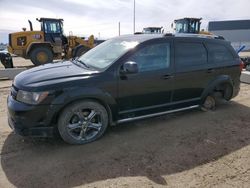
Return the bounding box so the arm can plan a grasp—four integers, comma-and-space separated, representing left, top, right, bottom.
16, 90, 49, 105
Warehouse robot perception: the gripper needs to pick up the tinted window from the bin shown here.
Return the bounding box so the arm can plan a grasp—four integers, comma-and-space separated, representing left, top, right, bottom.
206, 43, 233, 62
175, 42, 207, 67
129, 43, 170, 72
44, 21, 61, 33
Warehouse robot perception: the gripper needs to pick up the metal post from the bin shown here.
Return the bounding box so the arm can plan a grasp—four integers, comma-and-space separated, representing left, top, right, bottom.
133, 0, 135, 34
119, 22, 120, 36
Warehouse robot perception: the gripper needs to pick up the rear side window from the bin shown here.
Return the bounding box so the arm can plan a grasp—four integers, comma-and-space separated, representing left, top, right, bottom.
175, 42, 207, 67
206, 43, 234, 63
129, 42, 170, 72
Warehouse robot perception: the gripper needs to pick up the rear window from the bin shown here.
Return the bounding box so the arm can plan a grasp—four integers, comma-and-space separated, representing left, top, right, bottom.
206, 43, 234, 63
175, 42, 207, 67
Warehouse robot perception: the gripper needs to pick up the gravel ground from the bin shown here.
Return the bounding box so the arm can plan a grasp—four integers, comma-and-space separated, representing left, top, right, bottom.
0, 79, 249, 187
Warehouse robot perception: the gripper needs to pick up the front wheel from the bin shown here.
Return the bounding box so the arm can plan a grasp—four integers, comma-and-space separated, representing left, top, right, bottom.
58, 100, 109, 144
73, 46, 90, 58
30, 46, 53, 66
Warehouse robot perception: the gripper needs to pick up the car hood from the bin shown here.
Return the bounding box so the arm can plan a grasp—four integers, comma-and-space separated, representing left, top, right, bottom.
14, 61, 99, 90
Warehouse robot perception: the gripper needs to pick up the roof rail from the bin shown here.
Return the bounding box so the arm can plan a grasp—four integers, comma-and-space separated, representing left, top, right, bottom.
175, 33, 225, 40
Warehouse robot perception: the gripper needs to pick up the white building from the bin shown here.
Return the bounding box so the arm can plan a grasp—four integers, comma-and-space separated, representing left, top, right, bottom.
208, 20, 250, 51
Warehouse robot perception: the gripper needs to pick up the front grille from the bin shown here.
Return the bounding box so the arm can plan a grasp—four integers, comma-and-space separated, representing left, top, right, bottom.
10, 84, 18, 99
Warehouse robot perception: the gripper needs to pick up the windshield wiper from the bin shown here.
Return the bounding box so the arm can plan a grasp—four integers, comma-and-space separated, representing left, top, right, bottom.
73, 58, 89, 68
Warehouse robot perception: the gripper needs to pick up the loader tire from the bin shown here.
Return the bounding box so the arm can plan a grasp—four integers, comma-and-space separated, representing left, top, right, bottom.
74, 46, 90, 58
30, 46, 53, 66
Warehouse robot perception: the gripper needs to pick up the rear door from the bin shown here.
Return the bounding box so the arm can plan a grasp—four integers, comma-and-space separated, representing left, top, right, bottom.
172, 38, 217, 108
117, 39, 174, 119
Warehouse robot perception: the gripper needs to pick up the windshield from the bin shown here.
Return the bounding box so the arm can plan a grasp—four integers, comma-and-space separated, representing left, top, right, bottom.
175, 20, 189, 33
78, 38, 139, 69
143, 28, 161, 34
175, 20, 200, 34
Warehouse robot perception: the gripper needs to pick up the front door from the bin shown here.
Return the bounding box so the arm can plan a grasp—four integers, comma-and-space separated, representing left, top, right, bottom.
43, 20, 62, 44
117, 39, 174, 119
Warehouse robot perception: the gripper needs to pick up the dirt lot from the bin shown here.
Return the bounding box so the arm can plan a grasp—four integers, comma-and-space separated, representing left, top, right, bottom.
0, 74, 250, 187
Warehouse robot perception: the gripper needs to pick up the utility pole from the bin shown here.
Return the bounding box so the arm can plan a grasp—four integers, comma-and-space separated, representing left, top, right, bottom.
133, 0, 135, 34
118, 22, 120, 36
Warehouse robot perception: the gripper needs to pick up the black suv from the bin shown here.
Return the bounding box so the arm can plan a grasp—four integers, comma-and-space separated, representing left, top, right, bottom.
7, 34, 242, 144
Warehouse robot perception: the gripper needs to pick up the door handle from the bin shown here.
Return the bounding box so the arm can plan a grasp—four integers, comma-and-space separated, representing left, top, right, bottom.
206, 68, 214, 73
161, 75, 174, 79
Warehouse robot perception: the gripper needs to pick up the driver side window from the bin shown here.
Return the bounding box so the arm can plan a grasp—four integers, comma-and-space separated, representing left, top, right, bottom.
129, 42, 170, 72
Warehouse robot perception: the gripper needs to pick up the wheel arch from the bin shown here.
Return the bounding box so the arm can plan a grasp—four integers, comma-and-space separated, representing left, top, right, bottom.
51, 96, 117, 129
26, 42, 53, 56
201, 75, 234, 102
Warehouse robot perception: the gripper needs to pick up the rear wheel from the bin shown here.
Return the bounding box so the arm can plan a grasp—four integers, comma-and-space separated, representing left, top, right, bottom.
201, 95, 216, 111
222, 84, 233, 101
30, 46, 53, 66
58, 100, 109, 144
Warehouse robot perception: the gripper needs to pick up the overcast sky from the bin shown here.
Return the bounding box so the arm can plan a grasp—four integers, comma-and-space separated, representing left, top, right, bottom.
0, 0, 250, 43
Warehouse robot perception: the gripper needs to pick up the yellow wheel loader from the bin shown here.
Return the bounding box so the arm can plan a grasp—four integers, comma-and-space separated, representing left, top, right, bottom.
8, 18, 94, 65
173, 18, 212, 35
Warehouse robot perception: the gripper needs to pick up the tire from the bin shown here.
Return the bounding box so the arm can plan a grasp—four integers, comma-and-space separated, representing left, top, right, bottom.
30, 46, 53, 66
223, 84, 233, 101
74, 46, 90, 58
58, 100, 109, 145
200, 95, 216, 111
0, 53, 13, 68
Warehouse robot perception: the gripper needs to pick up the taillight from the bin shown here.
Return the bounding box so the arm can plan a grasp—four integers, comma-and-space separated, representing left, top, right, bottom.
240, 60, 244, 71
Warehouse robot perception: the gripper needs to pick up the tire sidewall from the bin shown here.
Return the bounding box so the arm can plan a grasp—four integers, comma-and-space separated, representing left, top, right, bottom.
74, 46, 90, 58
30, 47, 53, 66
58, 100, 109, 145
200, 94, 216, 111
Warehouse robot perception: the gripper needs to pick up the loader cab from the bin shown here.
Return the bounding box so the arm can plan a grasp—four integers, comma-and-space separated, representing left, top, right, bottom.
174, 18, 202, 34
142, 27, 164, 34
37, 18, 67, 45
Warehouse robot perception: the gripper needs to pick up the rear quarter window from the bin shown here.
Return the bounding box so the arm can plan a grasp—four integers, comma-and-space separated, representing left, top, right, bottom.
206, 43, 234, 63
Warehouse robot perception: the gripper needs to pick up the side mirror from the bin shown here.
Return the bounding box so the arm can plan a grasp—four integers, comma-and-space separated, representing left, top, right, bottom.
122, 61, 138, 74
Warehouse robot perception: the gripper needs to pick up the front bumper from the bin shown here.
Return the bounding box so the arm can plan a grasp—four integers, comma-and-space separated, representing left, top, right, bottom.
7, 95, 62, 137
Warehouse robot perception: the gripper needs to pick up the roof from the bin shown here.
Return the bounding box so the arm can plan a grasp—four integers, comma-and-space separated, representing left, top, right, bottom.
113, 33, 224, 43
208, 20, 250, 31
113, 34, 165, 42
143, 27, 163, 29
174, 17, 202, 22
36, 18, 64, 22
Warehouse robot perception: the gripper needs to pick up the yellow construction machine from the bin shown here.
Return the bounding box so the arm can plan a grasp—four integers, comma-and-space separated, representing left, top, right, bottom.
8, 18, 94, 65
173, 18, 212, 35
